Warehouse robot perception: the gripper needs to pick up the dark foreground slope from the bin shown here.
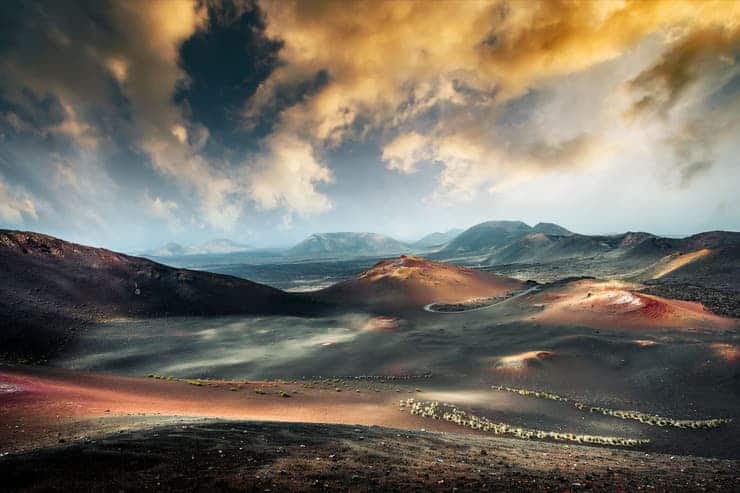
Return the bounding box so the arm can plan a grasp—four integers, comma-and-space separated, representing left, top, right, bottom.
2, 421, 737, 492
0, 230, 322, 362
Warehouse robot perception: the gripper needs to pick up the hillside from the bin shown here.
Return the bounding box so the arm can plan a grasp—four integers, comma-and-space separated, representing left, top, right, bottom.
532, 222, 573, 236
412, 229, 463, 249
483, 230, 740, 275
0, 230, 319, 362
441, 220, 534, 254
288, 232, 409, 258
314, 255, 523, 310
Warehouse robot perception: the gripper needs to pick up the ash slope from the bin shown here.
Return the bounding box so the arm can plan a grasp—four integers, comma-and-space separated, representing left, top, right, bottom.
314, 255, 524, 311
0, 230, 322, 363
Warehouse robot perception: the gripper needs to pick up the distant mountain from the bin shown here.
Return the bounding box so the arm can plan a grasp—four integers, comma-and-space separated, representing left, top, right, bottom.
412, 229, 463, 249
441, 220, 533, 254
478, 230, 740, 288
193, 238, 254, 255
532, 222, 573, 236
0, 230, 319, 362
485, 233, 614, 265
146, 239, 253, 257
288, 232, 409, 258
149, 242, 188, 257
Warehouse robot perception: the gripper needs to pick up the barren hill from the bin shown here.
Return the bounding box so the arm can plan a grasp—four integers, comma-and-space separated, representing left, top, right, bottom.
0, 230, 320, 362
315, 255, 523, 310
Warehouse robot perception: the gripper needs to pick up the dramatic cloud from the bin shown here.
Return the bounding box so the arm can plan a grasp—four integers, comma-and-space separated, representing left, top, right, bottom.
381, 132, 430, 174
0, 0, 737, 248
628, 25, 739, 118
0, 176, 38, 224
148, 195, 183, 233
252, 0, 739, 201
248, 133, 333, 217
626, 22, 739, 187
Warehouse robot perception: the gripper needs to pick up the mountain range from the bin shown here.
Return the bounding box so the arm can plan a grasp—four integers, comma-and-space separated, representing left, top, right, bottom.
145, 239, 253, 257
137, 221, 739, 292
286, 232, 409, 259
411, 229, 464, 249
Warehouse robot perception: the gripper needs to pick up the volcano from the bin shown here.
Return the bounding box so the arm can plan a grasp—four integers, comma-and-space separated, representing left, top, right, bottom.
315, 255, 523, 310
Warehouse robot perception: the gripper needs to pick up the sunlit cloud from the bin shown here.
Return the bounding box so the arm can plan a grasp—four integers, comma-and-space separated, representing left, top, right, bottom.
248, 132, 333, 217
254, 0, 739, 201
148, 195, 183, 233
0, 176, 38, 225
0, 0, 737, 247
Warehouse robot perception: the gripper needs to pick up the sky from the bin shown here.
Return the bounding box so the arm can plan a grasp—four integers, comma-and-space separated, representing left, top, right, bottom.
0, 0, 738, 251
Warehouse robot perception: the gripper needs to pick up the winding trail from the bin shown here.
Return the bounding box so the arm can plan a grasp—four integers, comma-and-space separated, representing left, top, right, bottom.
423, 285, 540, 314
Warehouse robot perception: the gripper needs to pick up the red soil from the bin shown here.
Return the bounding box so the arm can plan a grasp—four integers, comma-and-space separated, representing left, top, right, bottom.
316, 255, 523, 310
531, 280, 737, 330
0, 366, 464, 454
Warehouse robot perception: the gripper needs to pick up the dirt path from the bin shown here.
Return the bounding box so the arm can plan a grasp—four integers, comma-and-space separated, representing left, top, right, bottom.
423, 286, 540, 313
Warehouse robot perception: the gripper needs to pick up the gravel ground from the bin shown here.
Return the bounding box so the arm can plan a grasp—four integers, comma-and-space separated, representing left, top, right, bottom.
2, 421, 738, 492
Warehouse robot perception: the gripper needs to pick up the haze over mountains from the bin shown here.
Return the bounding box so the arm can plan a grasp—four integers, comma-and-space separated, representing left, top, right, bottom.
140, 221, 738, 287
144, 239, 254, 257
411, 229, 464, 249
287, 232, 408, 258
142, 221, 575, 262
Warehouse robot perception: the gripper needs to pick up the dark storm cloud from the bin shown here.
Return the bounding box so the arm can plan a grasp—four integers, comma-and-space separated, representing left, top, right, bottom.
176, 0, 282, 157
0, 0, 738, 248
0, 0, 338, 245
0, 0, 190, 235
0, 1, 205, 242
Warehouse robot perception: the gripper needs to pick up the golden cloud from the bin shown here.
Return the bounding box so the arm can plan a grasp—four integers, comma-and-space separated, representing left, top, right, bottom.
249, 132, 334, 216
257, 0, 739, 136
628, 25, 740, 118
254, 0, 739, 200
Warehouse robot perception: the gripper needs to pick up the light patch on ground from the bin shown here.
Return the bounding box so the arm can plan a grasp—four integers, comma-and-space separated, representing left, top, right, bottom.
494, 350, 554, 370
653, 249, 712, 279
573, 291, 644, 311
711, 343, 739, 363
0, 382, 23, 394
361, 316, 399, 332
422, 390, 507, 405
633, 340, 658, 347
161, 328, 359, 374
